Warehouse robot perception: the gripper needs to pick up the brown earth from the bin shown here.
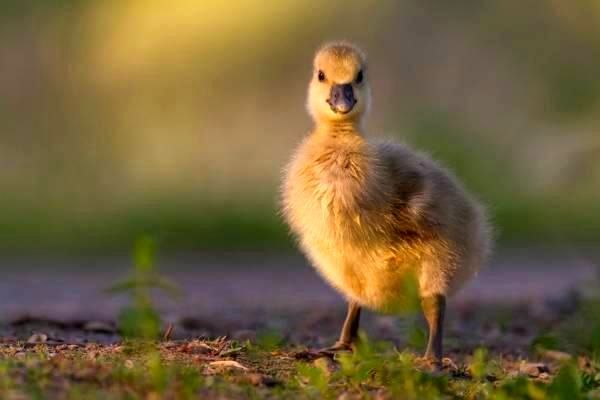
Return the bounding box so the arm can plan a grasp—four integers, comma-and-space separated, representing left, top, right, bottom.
0, 249, 596, 350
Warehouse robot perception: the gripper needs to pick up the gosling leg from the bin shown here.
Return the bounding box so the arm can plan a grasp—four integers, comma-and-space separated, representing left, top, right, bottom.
320, 301, 361, 352
421, 294, 446, 363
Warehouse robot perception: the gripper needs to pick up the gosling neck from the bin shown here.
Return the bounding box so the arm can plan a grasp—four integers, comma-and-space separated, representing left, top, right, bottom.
315, 117, 364, 138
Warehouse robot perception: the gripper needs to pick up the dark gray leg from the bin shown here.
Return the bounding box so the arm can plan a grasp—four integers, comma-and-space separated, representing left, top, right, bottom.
320, 301, 361, 352
421, 294, 446, 363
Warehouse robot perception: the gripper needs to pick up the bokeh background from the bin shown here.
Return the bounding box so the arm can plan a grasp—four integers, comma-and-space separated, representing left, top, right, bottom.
2, 0, 600, 255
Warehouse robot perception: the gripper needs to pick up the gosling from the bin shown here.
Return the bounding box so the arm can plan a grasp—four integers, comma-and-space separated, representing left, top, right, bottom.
281, 42, 491, 363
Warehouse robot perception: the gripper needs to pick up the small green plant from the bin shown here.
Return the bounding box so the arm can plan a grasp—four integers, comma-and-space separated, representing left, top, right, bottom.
254, 330, 285, 352
147, 352, 169, 394
470, 347, 489, 381
383, 270, 422, 315
531, 333, 561, 354
338, 332, 389, 384
335, 334, 448, 399
296, 363, 331, 398
548, 362, 584, 400
407, 324, 427, 350
107, 235, 180, 340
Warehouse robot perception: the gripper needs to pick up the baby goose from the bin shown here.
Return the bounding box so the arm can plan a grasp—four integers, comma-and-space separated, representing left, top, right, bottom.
281, 42, 491, 363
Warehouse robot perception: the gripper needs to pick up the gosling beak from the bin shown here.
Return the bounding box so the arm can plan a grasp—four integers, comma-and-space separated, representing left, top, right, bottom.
327, 84, 356, 114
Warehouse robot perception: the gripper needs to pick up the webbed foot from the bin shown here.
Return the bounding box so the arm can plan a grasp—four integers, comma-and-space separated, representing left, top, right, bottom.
317, 341, 353, 355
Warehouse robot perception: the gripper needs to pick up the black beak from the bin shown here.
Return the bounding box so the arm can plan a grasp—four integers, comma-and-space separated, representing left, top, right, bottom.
327, 84, 356, 114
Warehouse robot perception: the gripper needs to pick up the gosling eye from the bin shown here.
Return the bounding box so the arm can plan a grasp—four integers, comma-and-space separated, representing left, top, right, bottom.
356, 70, 364, 84
318, 70, 325, 82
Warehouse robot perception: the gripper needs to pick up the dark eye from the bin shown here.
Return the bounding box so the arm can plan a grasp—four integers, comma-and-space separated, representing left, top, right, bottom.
318, 70, 325, 82
356, 70, 363, 84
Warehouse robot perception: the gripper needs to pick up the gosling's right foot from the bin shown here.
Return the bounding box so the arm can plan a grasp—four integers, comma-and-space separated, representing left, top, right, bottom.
317, 341, 353, 355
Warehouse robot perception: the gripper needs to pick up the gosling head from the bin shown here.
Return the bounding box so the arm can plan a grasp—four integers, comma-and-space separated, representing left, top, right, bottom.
307, 42, 371, 125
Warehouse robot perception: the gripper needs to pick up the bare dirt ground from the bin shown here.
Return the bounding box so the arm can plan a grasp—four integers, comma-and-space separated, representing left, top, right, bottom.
0, 249, 598, 398
0, 249, 596, 346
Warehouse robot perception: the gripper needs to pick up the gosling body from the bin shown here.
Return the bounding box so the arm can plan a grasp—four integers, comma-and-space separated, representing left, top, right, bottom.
281, 42, 491, 361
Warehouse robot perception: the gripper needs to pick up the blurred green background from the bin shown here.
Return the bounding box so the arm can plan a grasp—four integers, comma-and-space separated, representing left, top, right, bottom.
1, 0, 599, 254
